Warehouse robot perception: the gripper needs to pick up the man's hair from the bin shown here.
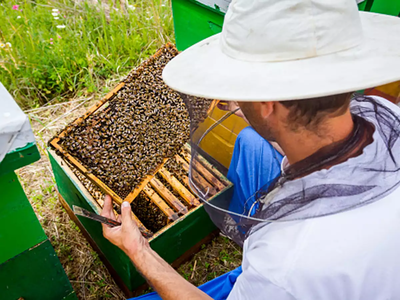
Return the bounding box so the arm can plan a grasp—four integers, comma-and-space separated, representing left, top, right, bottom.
280, 92, 353, 130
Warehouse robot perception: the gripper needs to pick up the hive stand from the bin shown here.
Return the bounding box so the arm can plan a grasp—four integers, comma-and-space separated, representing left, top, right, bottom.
0, 143, 76, 300
0, 83, 76, 299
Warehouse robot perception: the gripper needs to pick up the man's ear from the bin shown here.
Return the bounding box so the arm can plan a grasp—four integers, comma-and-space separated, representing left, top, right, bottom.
260, 102, 274, 119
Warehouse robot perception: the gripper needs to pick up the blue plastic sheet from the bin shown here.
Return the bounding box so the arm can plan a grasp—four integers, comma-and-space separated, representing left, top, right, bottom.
132, 267, 243, 300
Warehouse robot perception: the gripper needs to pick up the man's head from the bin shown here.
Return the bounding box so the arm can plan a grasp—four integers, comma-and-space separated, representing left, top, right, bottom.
238, 92, 353, 142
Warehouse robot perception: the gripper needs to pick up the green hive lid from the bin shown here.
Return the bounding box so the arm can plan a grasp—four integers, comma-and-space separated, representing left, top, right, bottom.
195, 0, 231, 12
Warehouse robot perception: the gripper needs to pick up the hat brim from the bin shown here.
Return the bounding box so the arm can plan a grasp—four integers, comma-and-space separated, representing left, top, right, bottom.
163, 12, 400, 101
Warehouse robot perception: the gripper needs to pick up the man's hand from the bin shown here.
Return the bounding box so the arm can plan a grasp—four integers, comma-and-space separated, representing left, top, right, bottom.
101, 195, 148, 256
100, 195, 212, 300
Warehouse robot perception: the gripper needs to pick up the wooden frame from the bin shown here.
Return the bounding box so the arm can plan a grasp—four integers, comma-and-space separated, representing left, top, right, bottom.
49, 44, 222, 218
49, 43, 179, 206
48, 51, 227, 241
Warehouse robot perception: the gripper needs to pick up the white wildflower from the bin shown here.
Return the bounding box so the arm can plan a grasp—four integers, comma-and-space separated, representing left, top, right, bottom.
0, 43, 5, 48
56, 25, 66, 29
52, 12, 58, 16
54, 17, 60, 19
52, 8, 59, 12
17, 16, 21, 19
6, 42, 12, 48
128, 5, 136, 10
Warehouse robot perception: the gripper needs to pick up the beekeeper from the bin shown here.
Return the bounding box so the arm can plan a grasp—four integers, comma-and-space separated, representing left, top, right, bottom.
101, 0, 400, 299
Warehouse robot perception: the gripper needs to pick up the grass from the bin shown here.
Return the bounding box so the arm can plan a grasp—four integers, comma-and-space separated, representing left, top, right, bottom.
0, 0, 174, 109
177, 236, 242, 286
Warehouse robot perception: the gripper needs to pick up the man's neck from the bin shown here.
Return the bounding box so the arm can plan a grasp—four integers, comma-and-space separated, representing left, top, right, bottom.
276, 110, 355, 165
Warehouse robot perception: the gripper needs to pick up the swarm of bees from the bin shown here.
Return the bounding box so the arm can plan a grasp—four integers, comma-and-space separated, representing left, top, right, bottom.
56, 45, 193, 199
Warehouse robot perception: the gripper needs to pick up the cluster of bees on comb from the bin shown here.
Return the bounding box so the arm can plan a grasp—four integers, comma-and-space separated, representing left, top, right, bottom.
69, 153, 192, 233
53, 44, 212, 209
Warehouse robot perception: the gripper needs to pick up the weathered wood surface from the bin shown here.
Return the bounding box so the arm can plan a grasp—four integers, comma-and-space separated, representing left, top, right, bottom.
143, 185, 179, 221
175, 154, 216, 196
150, 177, 188, 214
183, 144, 231, 185
180, 149, 225, 191
159, 167, 201, 207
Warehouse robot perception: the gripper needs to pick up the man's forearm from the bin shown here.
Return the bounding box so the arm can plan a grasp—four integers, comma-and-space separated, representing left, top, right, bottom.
128, 244, 212, 300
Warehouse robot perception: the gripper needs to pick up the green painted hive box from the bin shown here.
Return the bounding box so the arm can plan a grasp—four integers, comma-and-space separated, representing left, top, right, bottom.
48, 146, 232, 296
170, 0, 396, 53
171, 0, 225, 52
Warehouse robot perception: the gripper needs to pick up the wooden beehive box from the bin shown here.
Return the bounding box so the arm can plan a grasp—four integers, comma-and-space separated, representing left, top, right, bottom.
48, 145, 232, 296
48, 44, 233, 295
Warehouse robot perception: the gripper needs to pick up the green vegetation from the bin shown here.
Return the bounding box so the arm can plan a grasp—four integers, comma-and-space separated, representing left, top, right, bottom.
0, 0, 174, 109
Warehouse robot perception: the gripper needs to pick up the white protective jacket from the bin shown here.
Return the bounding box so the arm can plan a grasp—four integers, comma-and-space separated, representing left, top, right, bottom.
228, 97, 400, 300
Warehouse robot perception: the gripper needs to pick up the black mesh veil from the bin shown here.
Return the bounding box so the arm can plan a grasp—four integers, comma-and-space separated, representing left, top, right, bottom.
181, 94, 400, 246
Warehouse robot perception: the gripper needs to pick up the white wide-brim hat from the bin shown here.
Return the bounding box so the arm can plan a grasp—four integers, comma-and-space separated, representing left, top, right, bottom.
163, 0, 400, 101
